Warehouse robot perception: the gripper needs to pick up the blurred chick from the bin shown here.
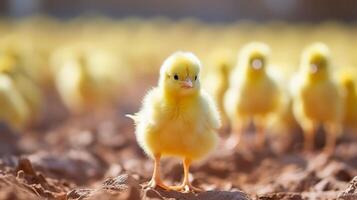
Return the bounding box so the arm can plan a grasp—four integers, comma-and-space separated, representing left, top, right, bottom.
203, 49, 235, 131
55, 51, 96, 113
291, 43, 343, 153
267, 72, 301, 140
127, 52, 220, 192
0, 51, 43, 124
1, 35, 52, 86
53, 47, 123, 113
0, 59, 30, 130
269, 91, 300, 135
224, 42, 281, 149
338, 69, 357, 134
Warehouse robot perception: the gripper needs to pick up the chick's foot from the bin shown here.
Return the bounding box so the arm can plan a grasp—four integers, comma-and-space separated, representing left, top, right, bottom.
169, 182, 203, 193
146, 179, 171, 190
145, 153, 171, 190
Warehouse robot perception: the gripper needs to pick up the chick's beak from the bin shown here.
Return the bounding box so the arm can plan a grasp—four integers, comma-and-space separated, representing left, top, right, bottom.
252, 59, 263, 70
310, 63, 318, 74
181, 77, 193, 88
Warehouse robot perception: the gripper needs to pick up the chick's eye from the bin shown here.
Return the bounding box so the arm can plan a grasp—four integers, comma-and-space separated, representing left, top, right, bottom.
174, 74, 179, 80
194, 75, 197, 81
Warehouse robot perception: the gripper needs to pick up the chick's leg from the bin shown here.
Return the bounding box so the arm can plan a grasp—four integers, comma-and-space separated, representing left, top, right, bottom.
303, 122, 316, 152
255, 120, 266, 149
324, 123, 340, 154
169, 158, 202, 192
147, 154, 170, 190
226, 120, 245, 150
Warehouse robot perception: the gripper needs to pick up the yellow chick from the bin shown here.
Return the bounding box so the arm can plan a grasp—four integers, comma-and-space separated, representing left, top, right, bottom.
0, 52, 42, 125
268, 92, 296, 131
267, 71, 301, 139
0, 65, 30, 130
291, 43, 343, 153
85, 48, 128, 100
338, 70, 357, 134
224, 42, 281, 149
127, 52, 221, 192
1, 35, 52, 86
54, 51, 97, 113
54, 48, 123, 113
203, 49, 235, 131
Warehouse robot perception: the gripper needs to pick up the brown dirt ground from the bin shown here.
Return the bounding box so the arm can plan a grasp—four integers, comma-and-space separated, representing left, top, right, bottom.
0, 76, 356, 200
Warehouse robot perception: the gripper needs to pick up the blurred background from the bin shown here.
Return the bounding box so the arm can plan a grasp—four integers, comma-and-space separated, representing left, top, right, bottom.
2, 0, 357, 22
0, 0, 357, 156
1, 0, 357, 157
0, 1, 357, 199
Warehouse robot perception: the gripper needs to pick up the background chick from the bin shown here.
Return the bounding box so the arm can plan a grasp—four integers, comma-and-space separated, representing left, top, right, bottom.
128, 52, 220, 192
0, 34, 53, 87
267, 91, 301, 152
203, 48, 235, 132
266, 67, 301, 152
291, 43, 343, 153
0, 50, 43, 125
224, 42, 281, 149
0, 62, 30, 130
338, 68, 357, 134
54, 50, 97, 113
53, 47, 123, 113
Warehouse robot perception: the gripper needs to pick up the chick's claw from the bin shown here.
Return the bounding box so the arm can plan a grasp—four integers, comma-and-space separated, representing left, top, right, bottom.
169, 183, 203, 193
225, 135, 240, 150
146, 179, 171, 191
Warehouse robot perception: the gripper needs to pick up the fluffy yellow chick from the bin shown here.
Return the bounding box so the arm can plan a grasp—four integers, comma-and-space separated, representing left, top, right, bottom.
291, 43, 343, 153
0, 52, 43, 124
1, 35, 52, 86
224, 42, 281, 149
0, 63, 30, 130
55, 51, 96, 113
53, 47, 124, 113
127, 52, 220, 192
268, 91, 299, 133
338, 69, 357, 134
203, 49, 235, 131
85, 48, 128, 99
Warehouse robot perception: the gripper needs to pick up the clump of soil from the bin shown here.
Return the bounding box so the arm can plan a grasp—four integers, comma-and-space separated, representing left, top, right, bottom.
338, 176, 357, 200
